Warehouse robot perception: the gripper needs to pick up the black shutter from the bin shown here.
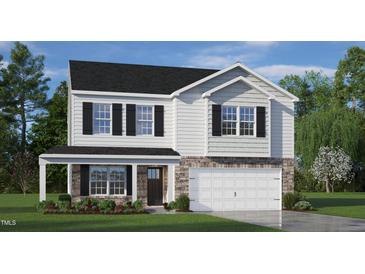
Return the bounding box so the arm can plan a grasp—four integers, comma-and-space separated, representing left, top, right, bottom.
80, 165, 90, 196
112, 104, 123, 135
256, 106, 266, 137
154, 105, 164, 137
126, 104, 136, 136
126, 165, 132, 196
82, 102, 93, 135
212, 104, 222, 136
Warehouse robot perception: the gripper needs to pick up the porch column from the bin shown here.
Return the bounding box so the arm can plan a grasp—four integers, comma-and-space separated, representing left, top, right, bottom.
67, 164, 72, 195
39, 163, 46, 201
167, 164, 176, 202
132, 164, 138, 202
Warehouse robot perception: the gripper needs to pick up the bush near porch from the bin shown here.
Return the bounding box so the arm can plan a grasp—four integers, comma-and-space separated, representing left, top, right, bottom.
37, 196, 146, 215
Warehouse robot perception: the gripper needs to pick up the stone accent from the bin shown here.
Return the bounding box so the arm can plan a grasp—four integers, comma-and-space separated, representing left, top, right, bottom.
174, 157, 294, 198
71, 164, 168, 205
71, 165, 81, 197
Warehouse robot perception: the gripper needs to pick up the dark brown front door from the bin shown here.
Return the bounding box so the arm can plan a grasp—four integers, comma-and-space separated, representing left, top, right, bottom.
147, 167, 163, 205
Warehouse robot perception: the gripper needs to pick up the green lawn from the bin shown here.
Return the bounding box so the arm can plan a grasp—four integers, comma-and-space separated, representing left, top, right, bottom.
305, 192, 365, 219
0, 194, 278, 232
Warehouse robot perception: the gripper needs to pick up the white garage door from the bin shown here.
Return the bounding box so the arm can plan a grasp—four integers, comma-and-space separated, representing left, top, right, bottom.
189, 168, 282, 211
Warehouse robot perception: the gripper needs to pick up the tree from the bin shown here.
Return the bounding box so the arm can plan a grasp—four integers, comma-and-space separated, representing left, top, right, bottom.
279, 71, 334, 117
29, 81, 68, 192
10, 151, 37, 194
334, 46, 365, 110
0, 42, 50, 152
312, 146, 354, 192
296, 106, 365, 170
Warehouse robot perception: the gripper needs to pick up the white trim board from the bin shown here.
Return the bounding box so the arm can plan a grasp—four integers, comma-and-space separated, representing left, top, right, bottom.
40, 153, 181, 160
202, 76, 275, 99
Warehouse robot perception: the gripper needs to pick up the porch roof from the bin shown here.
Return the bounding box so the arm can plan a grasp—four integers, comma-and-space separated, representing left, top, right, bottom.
44, 145, 180, 156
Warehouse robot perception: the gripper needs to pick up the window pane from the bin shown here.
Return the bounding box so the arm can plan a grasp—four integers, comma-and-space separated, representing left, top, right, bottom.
136, 105, 153, 135
93, 104, 111, 134
239, 107, 255, 136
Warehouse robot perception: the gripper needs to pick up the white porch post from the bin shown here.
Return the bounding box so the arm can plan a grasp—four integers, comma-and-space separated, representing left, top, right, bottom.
67, 164, 72, 195
132, 164, 138, 202
39, 163, 46, 201
167, 164, 176, 202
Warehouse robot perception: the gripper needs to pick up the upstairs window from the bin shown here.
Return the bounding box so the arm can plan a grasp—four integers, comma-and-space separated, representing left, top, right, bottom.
136, 105, 153, 135
240, 107, 255, 136
93, 103, 111, 134
222, 106, 237, 135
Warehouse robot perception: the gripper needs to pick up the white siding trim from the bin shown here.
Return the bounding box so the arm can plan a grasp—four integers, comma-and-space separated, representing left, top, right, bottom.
40, 153, 181, 160
202, 76, 275, 99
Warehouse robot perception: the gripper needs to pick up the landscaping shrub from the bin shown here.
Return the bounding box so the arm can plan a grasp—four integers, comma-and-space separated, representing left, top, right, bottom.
99, 200, 116, 213
293, 200, 313, 210
124, 201, 132, 209
283, 192, 307, 210
75, 198, 99, 212
37, 200, 56, 212
167, 201, 176, 210
132, 199, 143, 210
58, 194, 71, 202
175, 194, 189, 211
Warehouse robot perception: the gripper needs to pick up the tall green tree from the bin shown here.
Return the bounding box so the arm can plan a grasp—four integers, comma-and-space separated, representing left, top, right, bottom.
0, 42, 50, 152
335, 46, 365, 110
296, 106, 365, 170
29, 81, 68, 192
279, 71, 334, 117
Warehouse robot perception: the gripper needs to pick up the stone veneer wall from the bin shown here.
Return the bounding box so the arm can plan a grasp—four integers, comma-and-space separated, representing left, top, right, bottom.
174, 157, 294, 198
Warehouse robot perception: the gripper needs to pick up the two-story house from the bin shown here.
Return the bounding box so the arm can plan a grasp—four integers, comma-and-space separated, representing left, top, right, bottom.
39, 60, 298, 211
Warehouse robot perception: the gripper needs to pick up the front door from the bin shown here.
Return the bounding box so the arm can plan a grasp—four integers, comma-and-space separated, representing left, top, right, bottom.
147, 167, 163, 206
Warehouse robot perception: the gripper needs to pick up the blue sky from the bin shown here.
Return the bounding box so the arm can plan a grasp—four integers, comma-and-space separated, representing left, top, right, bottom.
1, 41, 364, 98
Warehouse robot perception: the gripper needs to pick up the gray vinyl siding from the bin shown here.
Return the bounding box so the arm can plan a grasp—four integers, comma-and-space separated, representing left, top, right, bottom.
71, 94, 173, 148
175, 67, 247, 156
207, 81, 270, 157
246, 74, 295, 158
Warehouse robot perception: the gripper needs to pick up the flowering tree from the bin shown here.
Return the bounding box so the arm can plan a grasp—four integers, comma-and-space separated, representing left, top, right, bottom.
312, 146, 354, 192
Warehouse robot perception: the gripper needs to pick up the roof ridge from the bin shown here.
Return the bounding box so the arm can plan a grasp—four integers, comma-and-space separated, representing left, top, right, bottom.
69, 59, 219, 72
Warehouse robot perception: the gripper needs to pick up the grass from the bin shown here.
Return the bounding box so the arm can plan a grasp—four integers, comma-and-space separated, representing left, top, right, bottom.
304, 192, 365, 220
0, 194, 279, 232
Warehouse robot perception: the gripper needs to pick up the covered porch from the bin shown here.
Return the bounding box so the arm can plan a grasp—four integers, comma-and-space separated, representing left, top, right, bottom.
38, 146, 180, 204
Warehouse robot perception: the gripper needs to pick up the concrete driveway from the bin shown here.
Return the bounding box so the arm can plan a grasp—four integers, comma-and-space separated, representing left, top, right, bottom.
208, 210, 365, 232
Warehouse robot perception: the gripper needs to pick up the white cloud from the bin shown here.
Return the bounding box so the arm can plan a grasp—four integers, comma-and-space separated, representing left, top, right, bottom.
186, 41, 278, 69
0, 60, 9, 69
254, 64, 337, 81
44, 67, 68, 78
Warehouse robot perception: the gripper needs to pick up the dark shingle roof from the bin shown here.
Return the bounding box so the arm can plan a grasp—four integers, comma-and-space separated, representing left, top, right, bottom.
45, 146, 180, 156
69, 60, 218, 95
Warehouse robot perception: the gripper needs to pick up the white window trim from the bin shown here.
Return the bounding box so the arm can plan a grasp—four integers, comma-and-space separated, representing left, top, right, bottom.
92, 103, 112, 135
89, 166, 127, 197
239, 106, 256, 137
136, 105, 154, 136
221, 105, 257, 137
222, 105, 238, 136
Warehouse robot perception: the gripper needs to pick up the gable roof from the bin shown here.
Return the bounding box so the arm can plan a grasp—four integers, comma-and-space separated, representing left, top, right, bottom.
69, 60, 218, 95
171, 63, 299, 101
202, 76, 275, 99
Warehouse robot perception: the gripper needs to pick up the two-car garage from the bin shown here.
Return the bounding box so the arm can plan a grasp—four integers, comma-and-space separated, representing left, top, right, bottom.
189, 168, 282, 211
